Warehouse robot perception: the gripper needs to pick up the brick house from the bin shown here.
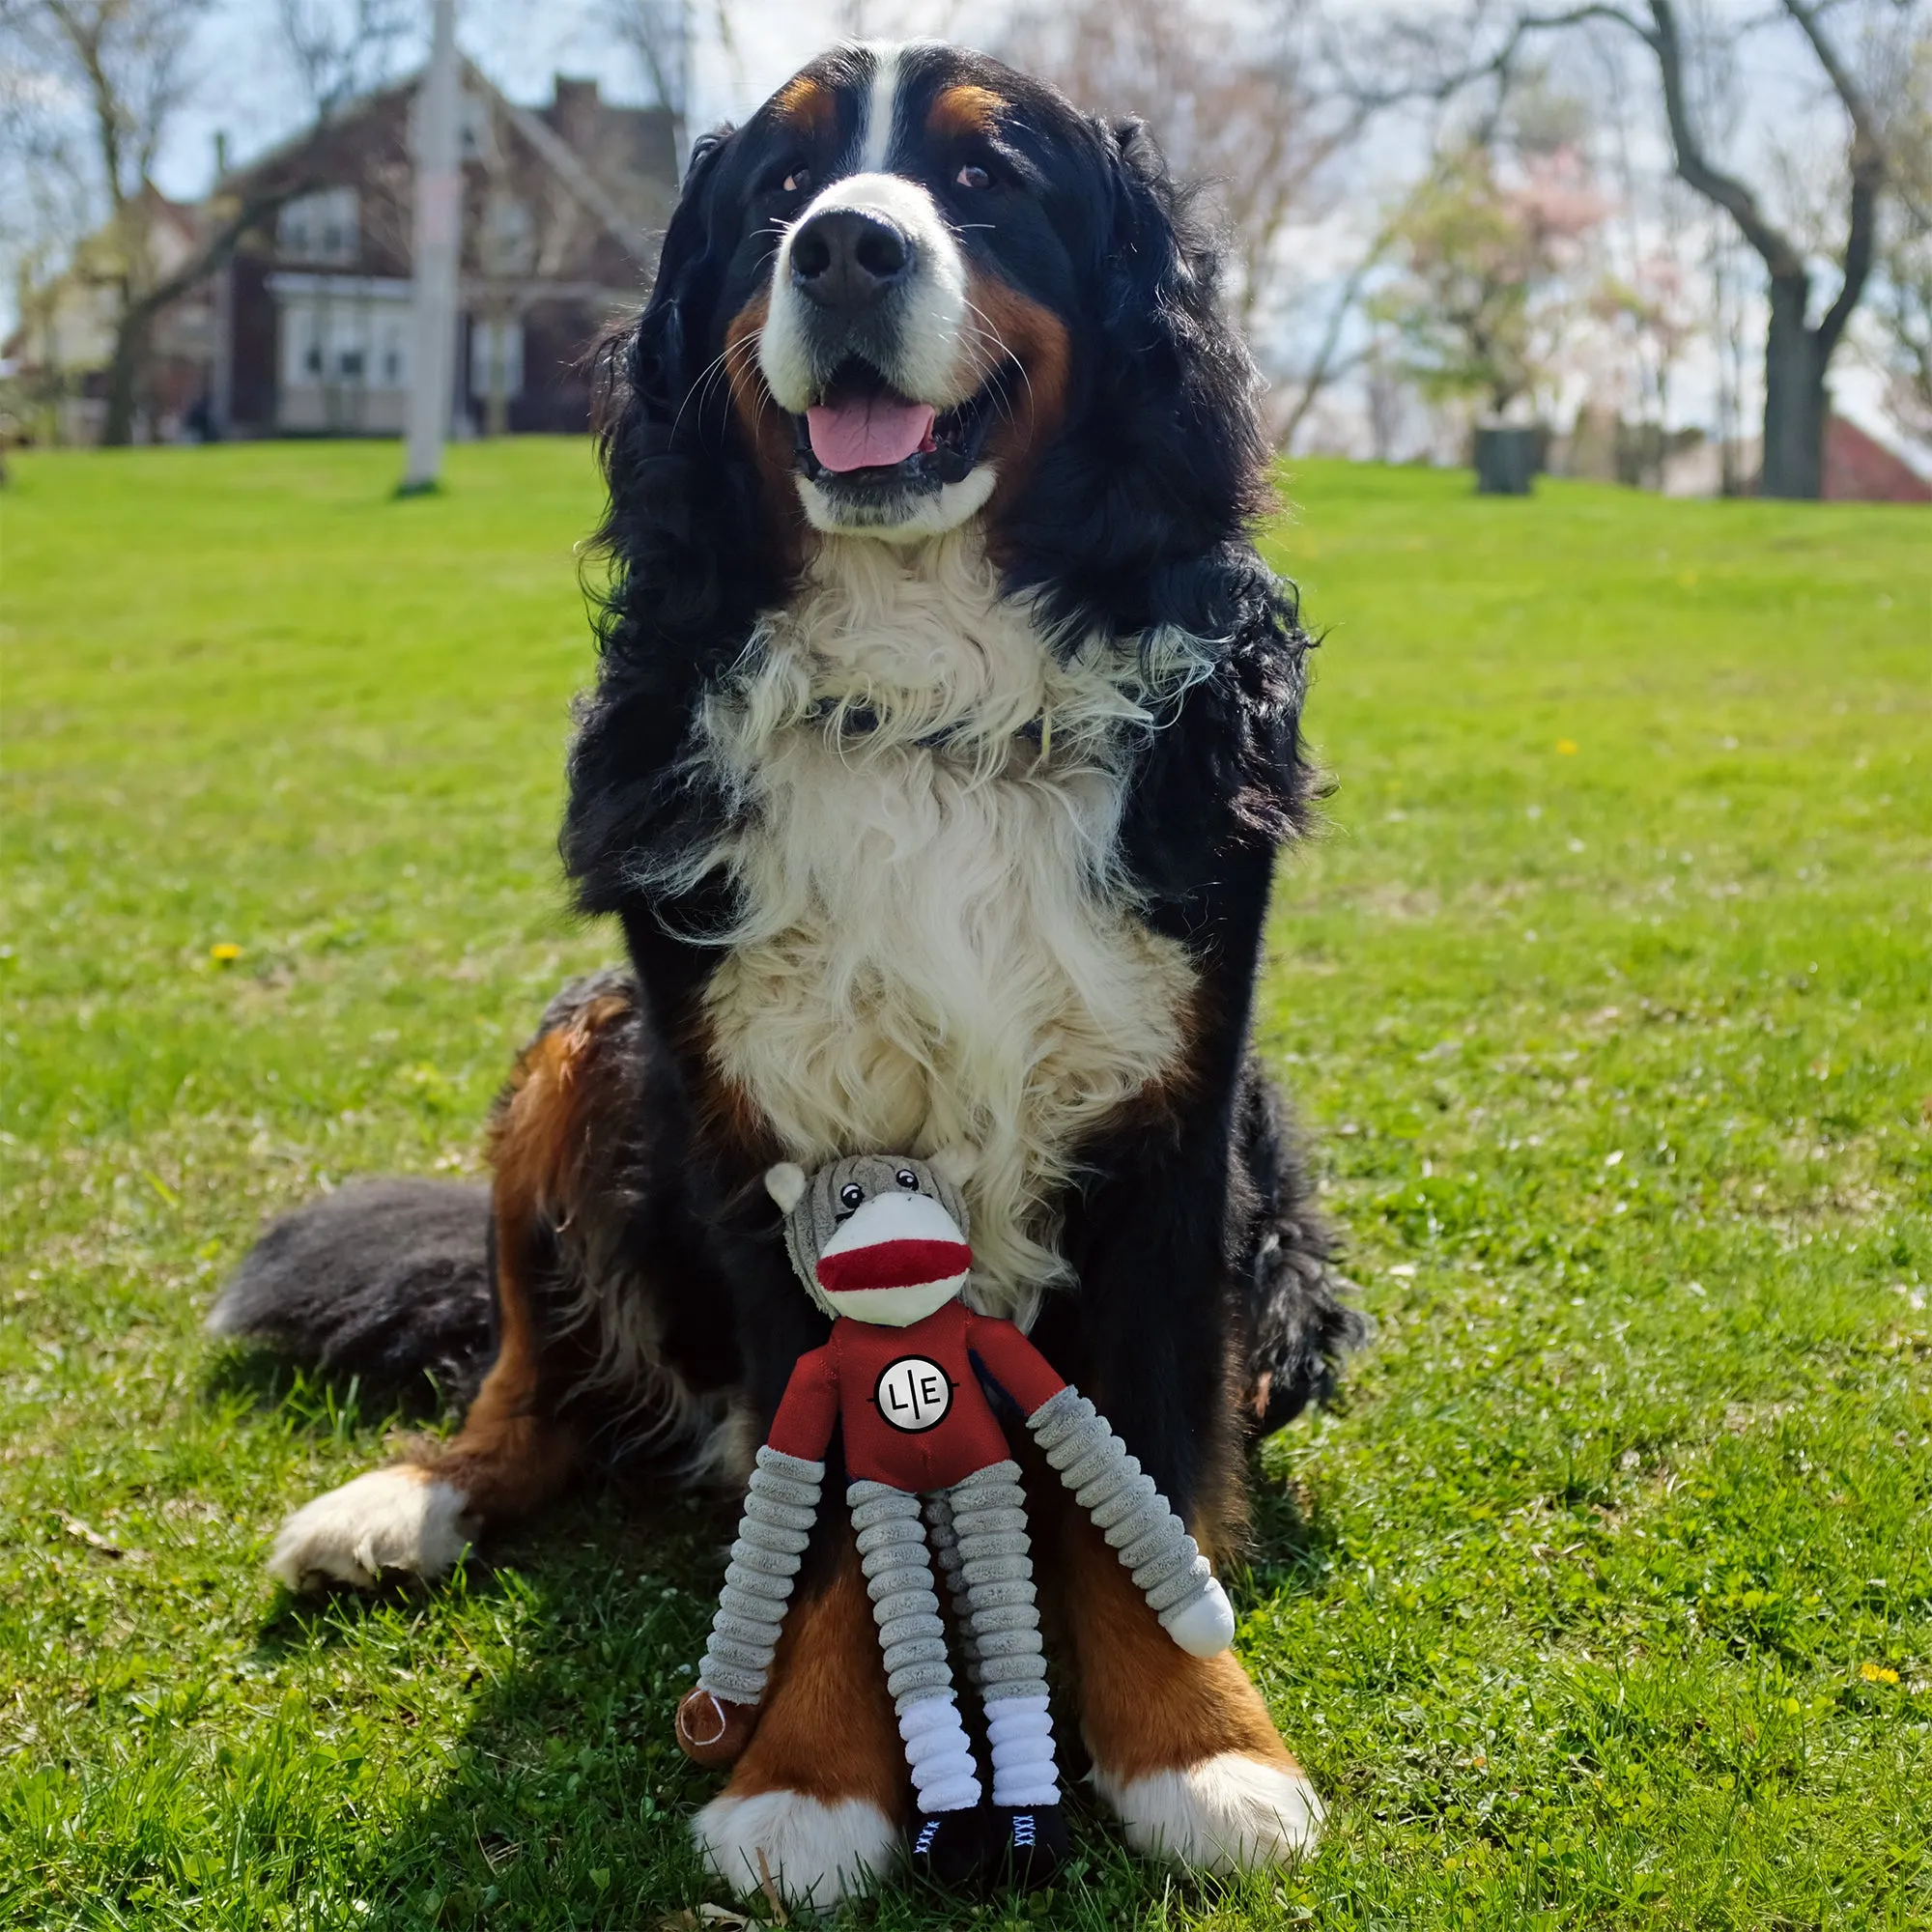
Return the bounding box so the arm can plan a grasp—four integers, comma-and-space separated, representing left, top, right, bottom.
212, 66, 675, 438
1822, 414, 1932, 504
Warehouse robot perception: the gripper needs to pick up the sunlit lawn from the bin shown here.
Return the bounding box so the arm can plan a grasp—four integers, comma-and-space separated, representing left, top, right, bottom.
2, 440, 1927, 1929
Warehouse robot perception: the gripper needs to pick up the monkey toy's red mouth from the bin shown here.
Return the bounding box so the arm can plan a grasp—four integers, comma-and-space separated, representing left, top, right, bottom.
815, 1238, 974, 1296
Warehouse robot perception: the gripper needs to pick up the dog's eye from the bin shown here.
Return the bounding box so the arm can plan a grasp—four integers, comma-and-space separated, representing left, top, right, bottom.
895, 1168, 919, 1189
839, 1181, 865, 1208
954, 164, 990, 191
783, 167, 813, 196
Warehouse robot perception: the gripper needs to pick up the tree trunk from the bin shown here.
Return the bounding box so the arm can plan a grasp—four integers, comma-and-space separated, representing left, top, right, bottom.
1760, 271, 1829, 499
100, 309, 149, 447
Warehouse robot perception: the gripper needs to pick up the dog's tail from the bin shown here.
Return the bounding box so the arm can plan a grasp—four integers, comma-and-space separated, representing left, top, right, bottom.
207, 1178, 497, 1407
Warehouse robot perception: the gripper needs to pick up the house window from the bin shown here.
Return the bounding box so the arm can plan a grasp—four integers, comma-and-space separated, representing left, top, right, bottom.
458, 89, 494, 160
378, 320, 406, 387
469, 316, 524, 399
479, 190, 535, 278
278, 188, 358, 266
281, 295, 408, 389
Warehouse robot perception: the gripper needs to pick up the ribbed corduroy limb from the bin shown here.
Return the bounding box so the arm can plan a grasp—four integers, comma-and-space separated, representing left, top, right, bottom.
943, 1462, 1061, 1803
950, 1461, 1050, 1702
848, 1480, 957, 1709
851, 1479, 981, 1813
695, 1445, 824, 1707
922, 1490, 983, 1689
1027, 1385, 1221, 1639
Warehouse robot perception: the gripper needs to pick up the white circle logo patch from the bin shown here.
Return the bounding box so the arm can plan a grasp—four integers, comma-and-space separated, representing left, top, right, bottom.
874, 1356, 953, 1433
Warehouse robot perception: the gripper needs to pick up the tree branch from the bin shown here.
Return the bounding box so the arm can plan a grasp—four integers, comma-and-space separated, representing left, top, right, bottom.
1778, 0, 1882, 152
123, 170, 320, 328
1816, 157, 1881, 360
1641, 0, 1806, 280
1277, 228, 1393, 449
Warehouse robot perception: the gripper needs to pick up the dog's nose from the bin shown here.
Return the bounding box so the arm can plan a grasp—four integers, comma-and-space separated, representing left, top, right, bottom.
789, 208, 913, 309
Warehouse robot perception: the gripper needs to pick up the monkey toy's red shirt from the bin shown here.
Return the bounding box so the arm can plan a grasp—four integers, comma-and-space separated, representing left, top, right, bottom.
766, 1300, 1067, 1492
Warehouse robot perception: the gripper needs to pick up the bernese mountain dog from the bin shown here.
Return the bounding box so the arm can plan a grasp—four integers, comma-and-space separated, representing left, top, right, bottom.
213, 39, 1358, 1905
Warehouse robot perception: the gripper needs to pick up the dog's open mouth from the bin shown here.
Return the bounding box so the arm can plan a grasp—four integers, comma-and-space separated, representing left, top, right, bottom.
794, 357, 998, 491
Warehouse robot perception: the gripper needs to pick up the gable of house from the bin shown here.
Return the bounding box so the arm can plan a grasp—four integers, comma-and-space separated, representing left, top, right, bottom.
217, 70, 674, 438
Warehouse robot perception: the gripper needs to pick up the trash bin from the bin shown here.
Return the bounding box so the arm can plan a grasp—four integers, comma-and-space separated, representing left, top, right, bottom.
1474, 425, 1540, 495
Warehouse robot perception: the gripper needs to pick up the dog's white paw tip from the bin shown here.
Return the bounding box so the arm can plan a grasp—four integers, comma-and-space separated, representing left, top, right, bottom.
267, 1466, 472, 1592
691, 1788, 897, 1907
1097, 1750, 1324, 1874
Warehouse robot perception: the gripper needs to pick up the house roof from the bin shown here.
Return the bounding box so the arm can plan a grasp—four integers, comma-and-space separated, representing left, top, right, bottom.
214, 62, 675, 269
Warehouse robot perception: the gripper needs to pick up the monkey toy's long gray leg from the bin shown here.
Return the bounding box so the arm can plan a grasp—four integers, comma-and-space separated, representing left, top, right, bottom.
923, 1489, 983, 1690
847, 1480, 982, 1818
944, 1460, 1060, 1808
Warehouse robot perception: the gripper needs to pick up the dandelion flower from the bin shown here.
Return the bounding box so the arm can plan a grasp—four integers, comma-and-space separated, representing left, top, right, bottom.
1556, 739, 1578, 755
1860, 1662, 1899, 1684
211, 943, 242, 964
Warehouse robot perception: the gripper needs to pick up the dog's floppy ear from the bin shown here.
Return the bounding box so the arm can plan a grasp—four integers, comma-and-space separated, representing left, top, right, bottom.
1018, 113, 1270, 641
1099, 117, 1195, 350
628, 128, 735, 422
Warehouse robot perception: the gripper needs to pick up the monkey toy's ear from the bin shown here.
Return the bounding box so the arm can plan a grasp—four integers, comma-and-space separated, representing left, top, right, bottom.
929, 1145, 980, 1187
764, 1162, 808, 1213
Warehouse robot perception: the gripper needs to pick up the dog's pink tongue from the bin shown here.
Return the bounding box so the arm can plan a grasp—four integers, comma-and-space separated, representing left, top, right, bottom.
807, 394, 936, 472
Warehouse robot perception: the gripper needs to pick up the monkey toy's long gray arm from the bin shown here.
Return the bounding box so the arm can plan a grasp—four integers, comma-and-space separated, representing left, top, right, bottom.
1025, 1385, 1237, 1658
694, 1444, 824, 1707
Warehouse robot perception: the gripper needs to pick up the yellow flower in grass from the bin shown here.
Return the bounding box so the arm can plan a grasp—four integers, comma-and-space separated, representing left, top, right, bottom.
1860, 1662, 1899, 1684
210, 943, 242, 964
1556, 738, 1578, 755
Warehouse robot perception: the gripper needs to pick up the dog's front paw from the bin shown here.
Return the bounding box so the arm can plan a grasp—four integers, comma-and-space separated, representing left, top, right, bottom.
268, 1465, 473, 1591
1095, 1749, 1323, 1874
691, 1787, 898, 1907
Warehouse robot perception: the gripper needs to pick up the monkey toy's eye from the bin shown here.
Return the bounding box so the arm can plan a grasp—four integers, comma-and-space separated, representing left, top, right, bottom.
839, 1181, 866, 1209
895, 1168, 920, 1189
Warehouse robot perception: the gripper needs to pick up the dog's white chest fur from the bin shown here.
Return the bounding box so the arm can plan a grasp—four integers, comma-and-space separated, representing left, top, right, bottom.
696, 535, 1200, 1321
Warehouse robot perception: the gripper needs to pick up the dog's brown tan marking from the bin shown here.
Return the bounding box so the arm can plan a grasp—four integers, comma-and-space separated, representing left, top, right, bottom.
961, 268, 1070, 512
929, 83, 1008, 141
400, 998, 635, 1520
725, 289, 809, 539
713, 1528, 907, 1815
773, 71, 838, 138
1058, 1506, 1297, 1782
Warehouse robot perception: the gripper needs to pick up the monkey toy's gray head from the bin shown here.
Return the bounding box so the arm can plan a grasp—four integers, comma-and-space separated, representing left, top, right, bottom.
765, 1152, 973, 1328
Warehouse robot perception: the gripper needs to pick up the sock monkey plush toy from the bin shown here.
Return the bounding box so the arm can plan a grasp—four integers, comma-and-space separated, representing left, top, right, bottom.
673, 1152, 1237, 1891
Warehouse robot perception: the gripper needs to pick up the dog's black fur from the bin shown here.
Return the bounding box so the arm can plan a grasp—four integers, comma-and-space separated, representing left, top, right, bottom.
217, 43, 1358, 1540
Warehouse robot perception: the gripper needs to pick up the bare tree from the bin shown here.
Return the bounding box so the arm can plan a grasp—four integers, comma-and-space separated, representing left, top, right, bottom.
603, 0, 688, 122
2, 1, 213, 442
278, 0, 409, 115
1866, 14, 1932, 438
1006, 0, 1375, 421
1414, 0, 1913, 497
0, 0, 392, 444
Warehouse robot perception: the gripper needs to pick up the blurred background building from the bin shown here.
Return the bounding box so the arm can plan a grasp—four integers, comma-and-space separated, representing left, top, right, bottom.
6, 66, 674, 443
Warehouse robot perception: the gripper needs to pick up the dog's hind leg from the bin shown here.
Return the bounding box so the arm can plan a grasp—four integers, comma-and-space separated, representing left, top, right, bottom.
263, 991, 629, 1591
1058, 1506, 1324, 1875
690, 1526, 909, 1909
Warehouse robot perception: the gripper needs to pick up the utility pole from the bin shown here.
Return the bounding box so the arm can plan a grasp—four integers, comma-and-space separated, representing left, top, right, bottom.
401, 0, 461, 494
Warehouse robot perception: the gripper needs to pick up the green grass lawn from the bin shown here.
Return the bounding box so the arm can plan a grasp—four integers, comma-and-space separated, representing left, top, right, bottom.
2, 440, 1927, 1931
